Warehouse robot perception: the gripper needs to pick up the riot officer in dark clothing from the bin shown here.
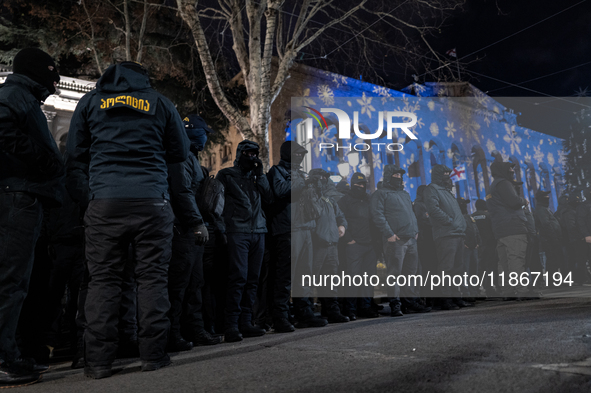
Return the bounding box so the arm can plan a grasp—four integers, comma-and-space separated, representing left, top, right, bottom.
264, 141, 309, 333
524, 206, 542, 274
472, 199, 498, 296
216, 140, 273, 342
66, 61, 190, 378
533, 190, 563, 276
458, 198, 481, 299
414, 185, 437, 284
338, 173, 378, 319
308, 168, 350, 323
167, 115, 220, 352
0, 48, 62, 387
564, 195, 588, 284
371, 165, 430, 315
487, 162, 531, 298
424, 165, 467, 310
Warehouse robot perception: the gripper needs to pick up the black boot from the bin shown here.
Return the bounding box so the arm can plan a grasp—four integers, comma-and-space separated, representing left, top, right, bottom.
191, 329, 223, 346
273, 318, 295, 333
240, 323, 266, 338
71, 337, 85, 369
167, 337, 193, 352
0, 363, 41, 388
390, 301, 403, 317
224, 327, 243, 342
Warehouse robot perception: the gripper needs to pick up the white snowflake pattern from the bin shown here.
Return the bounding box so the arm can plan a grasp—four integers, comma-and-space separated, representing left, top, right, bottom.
524, 152, 532, 162
372, 151, 383, 171
503, 124, 522, 155
310, 127, 336, 158
558, 150, 567, 165
372, 86, 392, 105
427, 101, 435, 111
445, 121, 456, 138
293, 88, 316, 107
317, 84, 334, 106
486, 139, 496, 154
533, 146, 544, 163
547, 152, 555, 167
406, 153, 416, 167
332, 74, 348, 88
501, 148, 509, 162
459, 110, 481, 143
430, 123, 439, 137
356, 92, 375, 119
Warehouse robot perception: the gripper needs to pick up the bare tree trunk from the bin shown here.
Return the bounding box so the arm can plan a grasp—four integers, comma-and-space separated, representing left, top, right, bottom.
123, 0, 131, 60
136, 0, 149, 63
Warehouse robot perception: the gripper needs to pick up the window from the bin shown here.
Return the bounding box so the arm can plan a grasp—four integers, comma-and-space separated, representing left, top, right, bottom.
221, 144, 232, 164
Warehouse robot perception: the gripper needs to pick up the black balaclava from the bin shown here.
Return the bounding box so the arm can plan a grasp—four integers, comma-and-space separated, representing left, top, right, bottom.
13, 47, 60, 95
458, 198, 469, 215
349, 172, 368, 199
383, 164, 405, 191
535, 191, 551, 208
308, 168, 330, 194
183, 114, 213, 155
280, 140, 307, 166
432, 164, 453, 190
491, 161, 518, 183
475, 199, 487, 211
239, 149, 258, 171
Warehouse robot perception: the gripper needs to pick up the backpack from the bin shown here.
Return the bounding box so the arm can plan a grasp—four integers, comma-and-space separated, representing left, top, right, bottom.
198, 166, 225, 220
298, 185, 322, 223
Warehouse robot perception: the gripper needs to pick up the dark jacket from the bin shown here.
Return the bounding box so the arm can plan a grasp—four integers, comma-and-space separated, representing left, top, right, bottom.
564, 205, 583, 243
524, 209, 536, 238
471, 210, 496, 249
463, 214, 481, 250
266, 159, 307, 235
534, 204, 562, 244
314, 194, 347, 245
413, 185, 433, 242
423, 185, 466, 241
338, 189, 372, 245
0, 73, 64, 206
168, 152, 204, 232
576, 200, 591, 239
66, 64, 189, 202
216, 140, 273, 234
486, 162, 528, 239
554, 195, 570, 244
323, 181, 344, 203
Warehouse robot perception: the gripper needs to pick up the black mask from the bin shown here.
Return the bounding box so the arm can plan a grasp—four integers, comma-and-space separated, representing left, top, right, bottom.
537, 197, 550, 208
239, 154, 256, 171
13, 48, 60, 95
350, 185, 367, 199
387, 176, 403, 190
185, 128, 208, 154
444, 177, 453, 190
292, 153, 304, 166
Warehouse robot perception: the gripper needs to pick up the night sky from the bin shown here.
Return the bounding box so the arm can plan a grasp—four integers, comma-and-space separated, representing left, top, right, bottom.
428, 0, 591, 138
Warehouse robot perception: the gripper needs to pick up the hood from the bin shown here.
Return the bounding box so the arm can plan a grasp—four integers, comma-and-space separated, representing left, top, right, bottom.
4, 73, 51, 102
431, 164, 452, 187
490, 161, 516, 182
415, 184, 427, 202
280, 140, 308, 162
97, 63, 151, 93
234, 139, 260, 166
383, 164, 406, 179
475, 199, 487, 211
336, 179, 350, 193
558, 195, 569, 206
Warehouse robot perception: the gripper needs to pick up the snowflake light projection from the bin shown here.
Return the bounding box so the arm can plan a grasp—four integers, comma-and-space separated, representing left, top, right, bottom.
317, 84, 334, 105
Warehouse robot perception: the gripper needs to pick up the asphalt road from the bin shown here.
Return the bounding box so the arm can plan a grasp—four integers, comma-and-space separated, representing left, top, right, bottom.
27, 295, 591, 393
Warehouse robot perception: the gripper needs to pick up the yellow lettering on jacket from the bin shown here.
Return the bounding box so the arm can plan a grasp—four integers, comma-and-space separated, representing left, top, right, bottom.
99, 96, 151, 112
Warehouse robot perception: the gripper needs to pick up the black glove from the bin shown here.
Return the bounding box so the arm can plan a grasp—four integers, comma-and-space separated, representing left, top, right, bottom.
254, 158, 264, 176
193, 223, 209, 246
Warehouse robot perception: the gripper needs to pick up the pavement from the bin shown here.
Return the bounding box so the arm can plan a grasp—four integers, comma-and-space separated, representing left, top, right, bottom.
26, 293, 591, 393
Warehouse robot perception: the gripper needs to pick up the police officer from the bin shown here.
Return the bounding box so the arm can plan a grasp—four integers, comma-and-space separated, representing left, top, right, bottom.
0, 47, 62, 387
424, 165, 467, 310
472, 199, 498, 296
371, 165, 430, 315
216, 140, 273, 342
458, 198, 480, 300
338, 173, 378, 319
308, 168, 349, 323
486, 162, 531, 299
414, 185, 437, 292
264, 141, 308, 333
534, 190, 563, 275
66, 61, 190, 378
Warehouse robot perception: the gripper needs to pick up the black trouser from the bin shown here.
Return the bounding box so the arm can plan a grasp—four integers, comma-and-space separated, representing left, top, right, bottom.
180, 242, 205, 338
541, 240, 562, 277
478, 243, 498, 292
383, 238, 419, 305
526, 234, 542, 272
168, 230, 198, 340
84, 199, 173, 367
270, 233, 292, 321
253, 238, 273, 327
0, 192, 43, 362
417, 229, 437, 278
291, 229, 315, 320
435, 236, 465, 298
224, 233, 265, 330
312, 243, 341, 315
343, 242, 376, 313
201, 232, 227, 334
44, 241, 85, 347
